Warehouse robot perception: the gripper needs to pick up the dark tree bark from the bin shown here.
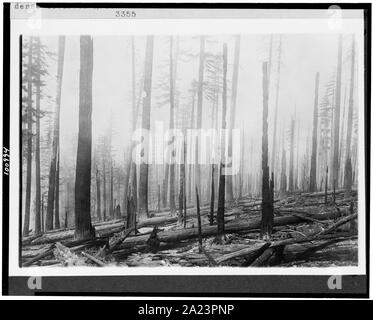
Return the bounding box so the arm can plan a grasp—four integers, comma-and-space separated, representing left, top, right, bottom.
46, 36, 65, 231
288, 118, 295, 192
216, 43, 228, 243
344, 37, 355, 192
332, 35, 343, 188
96, 165, 101, 220
34, 37, 42, 235
325, 166, 329, 204
226, 35, 240, 201
168, 36, 176, 214
110, 161, 114, 218
209, 164, 215, 226
280, 148, 287, 194
195, 36, 205, 196
195, 186, 203, 253
126, 36, 139, 227
271, 36, 282, 177
309, 72, 320, 192
74, 35, 95, 240
102, 160, 107, 220
260, 62, 273, 238
54, 151, 60, 228
138, 35, 154, 220
23, 36, 33, 237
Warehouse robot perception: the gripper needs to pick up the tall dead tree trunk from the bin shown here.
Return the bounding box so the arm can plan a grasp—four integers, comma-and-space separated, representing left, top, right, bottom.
226, 35, 240, 201
23, 36, 33, 237
288, 117, 295, 192
46, 36, 65, 231
169, 36, 176, 214
344, 37, 355, 193
271, 36, 282, 177
309, 72, 320, 192
216, 43, 228, 243
138, 35, 154, 220
96, 165, 101, 220
260, 62, 273, 238
34, 37, 42, 235
332, 35, 343, 188
102, 160, 107, 220
195, 36, 205, 196
74, 35, 95, 240
55, 151, 60, 228
126, 36, 139, 227
110, 161, 114, 218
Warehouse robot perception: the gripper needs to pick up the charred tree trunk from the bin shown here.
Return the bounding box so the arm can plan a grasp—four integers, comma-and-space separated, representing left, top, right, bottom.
96, 166, 101, 220
332, 35, 343, 188
23, 36, 33, 237
34, 37, 42, 235
102, 160, 107, 221
169, 36, 176, 214
344, 37, 355, 193
216, 43, 228, 243
226, 35, 240, 201
325, 166, 329, 204
280, 149, 287, 194
54, 151, 60, 228
195, 186, 203, 253
195, 36, 205, 196
271, 36, 282, 177
309, 72, 320, 192
126, 36, 138, 226
110, 161, 114, 218
260, 62, 273, 238
138, 35, 154, 220
209, 164, 215, 226
74, 35, 95, 240
288, 118, 295, 192
46, 36, 65, 231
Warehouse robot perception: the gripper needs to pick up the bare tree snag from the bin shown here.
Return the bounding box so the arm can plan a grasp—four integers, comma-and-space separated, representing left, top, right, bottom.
216, 43, 228, 243
46, 36, 65, 231
23, 36, 33, 237
138, 35, 154, 220
288, 117, 295, 192
271, 36, 282, 176
195, 186, 203, 253
260, 61, 273, 239
332, 35, 343, 188
309, 72, 320, 192
195, 36, 205, 197
344, 37, 355, 193
74, 35, 95, 241
226, 35, 241, 201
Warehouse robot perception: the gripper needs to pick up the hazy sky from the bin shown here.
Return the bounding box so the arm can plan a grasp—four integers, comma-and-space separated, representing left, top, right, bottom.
37, 33, 357, 174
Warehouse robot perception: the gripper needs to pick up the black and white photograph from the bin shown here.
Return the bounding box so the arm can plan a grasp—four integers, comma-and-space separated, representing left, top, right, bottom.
2, 3, 370, 298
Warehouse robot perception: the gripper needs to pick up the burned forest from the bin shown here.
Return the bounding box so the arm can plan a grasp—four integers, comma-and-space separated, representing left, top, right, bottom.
21, 34, 360, 268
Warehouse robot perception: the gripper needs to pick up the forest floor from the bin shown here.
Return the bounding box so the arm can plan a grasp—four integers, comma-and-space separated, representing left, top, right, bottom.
21, 189, 358, 268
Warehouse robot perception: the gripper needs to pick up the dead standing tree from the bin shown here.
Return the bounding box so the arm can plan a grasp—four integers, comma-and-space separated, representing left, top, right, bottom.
215, 43, 228, 244
344, 36, 355, 194
332, 35, 343, 189
309, 72, 320, 192
74, 35, 95, 240
138, 35, 154, 220
226, 35, 240, 202
46, 36, 65, 231
260, 62, 273, 239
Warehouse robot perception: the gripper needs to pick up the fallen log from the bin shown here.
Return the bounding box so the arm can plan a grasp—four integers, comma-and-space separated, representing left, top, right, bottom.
81, 251, 105, 267
250, 248, 276, 266
215, 242, 270, 264
29, 215, 178, 246
115, 210, 345, 251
